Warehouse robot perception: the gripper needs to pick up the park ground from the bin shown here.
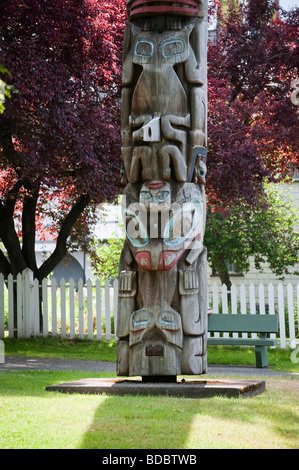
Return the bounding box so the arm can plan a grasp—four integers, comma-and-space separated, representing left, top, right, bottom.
0, 338, 298, 450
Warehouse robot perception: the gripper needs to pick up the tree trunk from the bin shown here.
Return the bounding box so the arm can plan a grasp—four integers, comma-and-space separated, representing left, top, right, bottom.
22, 183, 39, 273
0, 204, 27, 276
214, 256, 232, 290
36, 193, 91, 281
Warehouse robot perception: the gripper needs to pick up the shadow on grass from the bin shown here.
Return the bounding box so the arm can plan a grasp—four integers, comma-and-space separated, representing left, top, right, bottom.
78, 380, 299, 449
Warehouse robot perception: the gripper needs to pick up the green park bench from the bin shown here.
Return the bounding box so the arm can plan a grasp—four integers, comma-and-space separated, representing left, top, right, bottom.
207, 313, 279, 368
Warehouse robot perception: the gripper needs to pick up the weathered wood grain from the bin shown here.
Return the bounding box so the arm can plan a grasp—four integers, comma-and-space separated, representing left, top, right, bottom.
117, 1, 208, 377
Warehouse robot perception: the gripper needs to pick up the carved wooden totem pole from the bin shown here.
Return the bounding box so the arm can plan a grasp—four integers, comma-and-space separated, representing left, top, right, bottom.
117, 0, 208, 379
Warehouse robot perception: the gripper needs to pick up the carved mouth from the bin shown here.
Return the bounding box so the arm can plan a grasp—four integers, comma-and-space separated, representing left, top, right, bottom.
128, 0, 199, 19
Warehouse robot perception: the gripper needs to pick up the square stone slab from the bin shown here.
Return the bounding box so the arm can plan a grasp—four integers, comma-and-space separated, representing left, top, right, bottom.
45, 377, 265, 398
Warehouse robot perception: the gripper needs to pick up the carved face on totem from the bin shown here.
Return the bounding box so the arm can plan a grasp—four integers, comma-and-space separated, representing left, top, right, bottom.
139, 181, 171, 211
126, 0, 206, 20
124, 182, 204, 272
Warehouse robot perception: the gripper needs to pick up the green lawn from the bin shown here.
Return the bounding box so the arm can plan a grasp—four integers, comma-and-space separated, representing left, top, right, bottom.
0, 370, 298, 449
2, 337, 299, 372
0, 337, 298, 449
3, 337, 118, 362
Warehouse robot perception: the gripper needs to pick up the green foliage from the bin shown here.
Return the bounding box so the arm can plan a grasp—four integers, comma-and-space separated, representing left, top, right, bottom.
0, 63, 17, 113
204, 181, 299, 284
89, 236, 125, 280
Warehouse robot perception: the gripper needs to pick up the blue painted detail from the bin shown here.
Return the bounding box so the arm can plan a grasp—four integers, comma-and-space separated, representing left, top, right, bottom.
162, 39, 185, 58
163, 201, 202, 247
134, 40, 154, 58
140, 190, 170, 205
132, 311, 150, 328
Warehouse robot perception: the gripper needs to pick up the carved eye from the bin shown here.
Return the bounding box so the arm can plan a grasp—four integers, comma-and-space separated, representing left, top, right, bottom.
162, 39, 185, 58
140, 191, 152, 202
156, 190, 170, 202
132, 311, 150, 328
158, 311, 178, 330
135, 40, 154, 58
163, 201, 202, 246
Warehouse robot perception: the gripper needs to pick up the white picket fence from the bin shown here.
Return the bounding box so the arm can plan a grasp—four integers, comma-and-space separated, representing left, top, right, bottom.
209, 282, 298, 349
0, 269, 298, 349
0, 269, 118, 341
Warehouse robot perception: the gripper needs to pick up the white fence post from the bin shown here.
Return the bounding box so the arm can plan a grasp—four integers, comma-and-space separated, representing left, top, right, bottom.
17, 272, 23, 338
51, 277, 57, 337
221, 284, 229, 338
268, 283, 276, 345
23, 269, 33, 338
277, 283, 286, 349
42, 278, 48, 338
231, 284, 238, 338
287, 283, 296, 349
240, 284, 247, 339
249, 284, 257, 339
8, 274, 14, 338
258, 283, 265, 315
87, 278, 93, 340
69, 278, 75, 340
60, 278, 66, 339
32, 278, 40, 337
105, 278, 111, 341
96, 278, 102, 341
78, 278, 84, 339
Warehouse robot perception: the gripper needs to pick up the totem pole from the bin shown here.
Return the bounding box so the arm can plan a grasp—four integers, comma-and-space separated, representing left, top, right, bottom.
117, 0, 208, 379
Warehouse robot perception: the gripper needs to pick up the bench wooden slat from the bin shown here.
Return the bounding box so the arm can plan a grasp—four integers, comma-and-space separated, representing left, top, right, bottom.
208, 313, 278, 334
207, 313, 279, 368
207, 337, 277, 347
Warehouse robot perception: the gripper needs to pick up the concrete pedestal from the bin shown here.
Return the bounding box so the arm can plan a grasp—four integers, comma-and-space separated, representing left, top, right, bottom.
45, 377, 265, 398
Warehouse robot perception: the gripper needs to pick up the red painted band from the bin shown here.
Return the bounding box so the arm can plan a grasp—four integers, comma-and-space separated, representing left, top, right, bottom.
129, 0, 199, 19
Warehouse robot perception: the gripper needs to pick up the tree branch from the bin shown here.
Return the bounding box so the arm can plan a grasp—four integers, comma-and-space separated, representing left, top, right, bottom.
36, 193, 91, 281
22, 182, 40, 273
0, 202, 26, 276
6, 179, 24, 217
0, 248, 12, 277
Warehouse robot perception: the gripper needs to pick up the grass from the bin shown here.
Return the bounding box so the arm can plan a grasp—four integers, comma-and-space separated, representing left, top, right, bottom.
2, 337, 299, 372
0, 337, 298, 449
3, 337, 117, 362
0, 370, 298, 449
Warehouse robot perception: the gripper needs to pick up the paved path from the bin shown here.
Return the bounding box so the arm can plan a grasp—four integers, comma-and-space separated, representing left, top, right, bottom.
0, 357, 116, 373
1, 356, 298, 378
